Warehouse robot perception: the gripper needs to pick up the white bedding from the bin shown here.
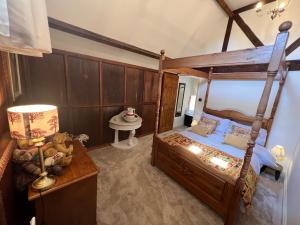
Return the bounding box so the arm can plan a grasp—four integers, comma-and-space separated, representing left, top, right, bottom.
180, 129, 278, 175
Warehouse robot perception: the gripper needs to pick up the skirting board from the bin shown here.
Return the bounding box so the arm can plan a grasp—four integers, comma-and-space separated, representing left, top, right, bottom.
282, 136, 300, 225
282, 159, 291, 225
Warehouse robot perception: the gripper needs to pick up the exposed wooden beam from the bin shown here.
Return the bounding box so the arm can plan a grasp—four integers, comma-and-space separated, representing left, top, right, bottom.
215, 0, 234, 17
233, 0, 276, 14
215, 0, 264, 47
286, 37, 300, 56
288, 59, 300, 71
195, 59, 300, 73
233, 14, 264, 47
48, 17, 161, 60
163, 45, 274, 69
211, 72, 280, 80
222, 18, 233, 52
163, 68, 208, 78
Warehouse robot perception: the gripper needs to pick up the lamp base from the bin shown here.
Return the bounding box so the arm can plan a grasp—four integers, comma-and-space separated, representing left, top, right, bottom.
32, 172, 56, 191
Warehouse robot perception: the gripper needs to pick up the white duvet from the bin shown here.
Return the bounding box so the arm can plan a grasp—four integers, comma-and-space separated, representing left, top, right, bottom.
180, 129, 278, 175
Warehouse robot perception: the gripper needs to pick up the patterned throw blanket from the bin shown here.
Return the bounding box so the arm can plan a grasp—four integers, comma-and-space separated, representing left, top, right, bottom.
161, 133, 257, 209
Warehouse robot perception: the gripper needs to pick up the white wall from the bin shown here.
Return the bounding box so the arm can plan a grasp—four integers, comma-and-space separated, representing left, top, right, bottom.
46, 0, 228, 59
49, 28, 158, 69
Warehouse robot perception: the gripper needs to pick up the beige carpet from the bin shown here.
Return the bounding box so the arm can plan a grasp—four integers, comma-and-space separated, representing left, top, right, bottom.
88, 135, 284, 225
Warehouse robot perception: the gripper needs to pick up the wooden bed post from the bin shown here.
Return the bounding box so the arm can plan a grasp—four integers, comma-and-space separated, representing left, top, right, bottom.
225, 21, 292, 225
151, 50, 165, 165
265, 65, 288, 144
203, 67, 213, 111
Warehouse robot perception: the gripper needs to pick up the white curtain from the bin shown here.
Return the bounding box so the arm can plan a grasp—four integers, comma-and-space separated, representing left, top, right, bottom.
0, 0, 51, 57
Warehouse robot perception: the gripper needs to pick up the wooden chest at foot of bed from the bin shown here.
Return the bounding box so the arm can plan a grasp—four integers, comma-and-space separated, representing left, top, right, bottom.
152, 136, 239, 220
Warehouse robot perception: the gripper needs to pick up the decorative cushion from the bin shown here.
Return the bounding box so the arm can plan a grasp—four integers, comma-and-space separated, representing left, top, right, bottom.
192, 119, 217, 137
201, 112, 232, 135
224, 133, 249, 150
231, 125, 251, 139
191, 123, 210, 137
230, 122, 267, 146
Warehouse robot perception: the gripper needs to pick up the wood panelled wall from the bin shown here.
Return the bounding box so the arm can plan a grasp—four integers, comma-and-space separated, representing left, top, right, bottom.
19, 50, 159, 147
0, 52, 19, 225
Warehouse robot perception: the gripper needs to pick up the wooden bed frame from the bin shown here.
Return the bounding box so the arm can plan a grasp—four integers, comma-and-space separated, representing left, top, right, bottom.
151, 21, 292, 225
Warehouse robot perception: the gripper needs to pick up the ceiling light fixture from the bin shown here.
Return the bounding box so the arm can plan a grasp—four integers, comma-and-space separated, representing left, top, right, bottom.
255, 0, 291, 20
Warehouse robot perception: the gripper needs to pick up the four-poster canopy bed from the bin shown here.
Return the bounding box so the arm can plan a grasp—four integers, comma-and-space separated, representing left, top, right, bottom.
151, 21, 292, 225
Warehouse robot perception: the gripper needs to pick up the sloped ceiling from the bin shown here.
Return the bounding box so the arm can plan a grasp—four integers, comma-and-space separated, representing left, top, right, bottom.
45, 0, 256, 58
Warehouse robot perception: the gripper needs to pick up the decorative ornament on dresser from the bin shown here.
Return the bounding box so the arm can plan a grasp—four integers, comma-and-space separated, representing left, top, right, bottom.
109, 108, 142, 149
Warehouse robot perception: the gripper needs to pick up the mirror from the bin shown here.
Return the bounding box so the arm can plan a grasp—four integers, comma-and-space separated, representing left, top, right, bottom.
175, 83, 185, 117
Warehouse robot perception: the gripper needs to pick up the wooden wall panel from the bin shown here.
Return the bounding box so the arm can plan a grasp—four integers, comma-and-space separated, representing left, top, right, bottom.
71, 107, 101, 146
27, 53, 67, 105
141, 104, 156, 134
67, 56, 100, 106
0, 52, 20, 225
144, 71, 159, 103
102, 63, 125, 105
21, 49, 159, 147
58, 108, 72, 133
126, 67, 143, 105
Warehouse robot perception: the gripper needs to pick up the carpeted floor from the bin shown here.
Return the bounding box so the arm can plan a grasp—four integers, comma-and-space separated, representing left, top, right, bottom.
88, 135, 284, 225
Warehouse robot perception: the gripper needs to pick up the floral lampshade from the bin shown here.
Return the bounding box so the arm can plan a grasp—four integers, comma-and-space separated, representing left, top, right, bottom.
7, 104, 59, 139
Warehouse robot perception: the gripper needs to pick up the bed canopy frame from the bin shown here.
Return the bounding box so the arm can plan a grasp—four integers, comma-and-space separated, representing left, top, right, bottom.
152, 21, 292, 225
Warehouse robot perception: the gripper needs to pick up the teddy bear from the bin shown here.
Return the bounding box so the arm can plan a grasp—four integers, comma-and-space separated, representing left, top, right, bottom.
43, 132, 73, 168
13, 132, 74, 177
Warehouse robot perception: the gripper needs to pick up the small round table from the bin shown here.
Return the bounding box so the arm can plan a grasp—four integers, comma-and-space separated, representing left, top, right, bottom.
109, 112, 142, 149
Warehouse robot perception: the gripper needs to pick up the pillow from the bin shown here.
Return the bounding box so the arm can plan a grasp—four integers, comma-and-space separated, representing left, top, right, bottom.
231, 125, 251, 138
191, 120, 217, 137
191, 124, 209, 137
224, 133, 249, 150
201, 113, 232, 135
230, 122, 267, 146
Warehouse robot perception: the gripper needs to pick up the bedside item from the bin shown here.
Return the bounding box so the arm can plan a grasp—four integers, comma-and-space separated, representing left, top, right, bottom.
184, 113, 193, 127
271, 145, 286, 161
122, 107, 138, 122
7, 104, 59, 191
191, 120, 198, 127
260, 163, 283, 181
28, 141, 98, 225
109, 111, 142, 149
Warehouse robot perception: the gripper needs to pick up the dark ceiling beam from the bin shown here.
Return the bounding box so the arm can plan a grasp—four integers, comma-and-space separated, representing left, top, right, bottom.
286, 37, 300, 56
233, 0, 276, 14
233, 14, 264, 47
48, 17, 161, 60
216, 0, 264, 47
222, 18, 234, 52
195, 60, 300, 73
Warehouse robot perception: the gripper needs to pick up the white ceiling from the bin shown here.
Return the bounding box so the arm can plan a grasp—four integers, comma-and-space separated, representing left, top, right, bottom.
45, 0, 260, 58
226, 0, 259, 10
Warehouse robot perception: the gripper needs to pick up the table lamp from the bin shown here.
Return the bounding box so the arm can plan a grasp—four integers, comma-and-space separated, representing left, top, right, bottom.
271, 145, 286, 161
7, 104, 59, 191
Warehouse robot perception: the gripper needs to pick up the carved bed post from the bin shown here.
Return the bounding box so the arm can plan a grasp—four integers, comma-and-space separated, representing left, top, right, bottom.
265, 64, 288, 145
225, 21, 292, 225
152, 50, 165, 165
203, 67, 213, 111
